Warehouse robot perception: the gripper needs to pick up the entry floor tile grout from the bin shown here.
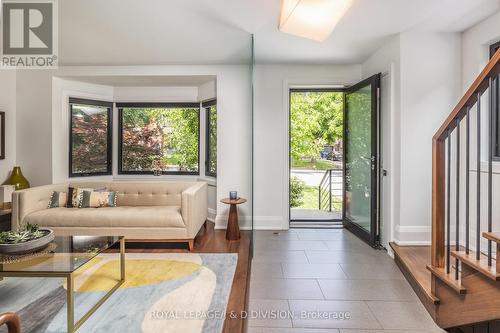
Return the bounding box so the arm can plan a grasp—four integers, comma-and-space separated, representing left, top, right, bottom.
363, 299, 385, 331
316, 278, 326, 299
251, 229, 445, 332
337, 264, 348, 280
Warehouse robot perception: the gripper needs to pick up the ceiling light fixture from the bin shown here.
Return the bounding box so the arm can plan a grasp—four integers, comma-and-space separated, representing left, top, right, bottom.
279, 0, 354, 42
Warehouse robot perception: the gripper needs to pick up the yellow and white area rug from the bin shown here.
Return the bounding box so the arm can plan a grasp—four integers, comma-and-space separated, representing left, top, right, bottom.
0, 253, 237, 333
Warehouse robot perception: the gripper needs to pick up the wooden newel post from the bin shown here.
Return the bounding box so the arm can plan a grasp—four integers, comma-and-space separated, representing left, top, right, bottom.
432, 138, 446, 268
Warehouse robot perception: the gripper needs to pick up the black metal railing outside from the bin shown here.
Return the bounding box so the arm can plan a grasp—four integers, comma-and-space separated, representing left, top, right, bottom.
319, 169, 333, 211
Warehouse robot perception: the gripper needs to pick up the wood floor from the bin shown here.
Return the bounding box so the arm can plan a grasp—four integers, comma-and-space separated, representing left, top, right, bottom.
124, 222, 252, 333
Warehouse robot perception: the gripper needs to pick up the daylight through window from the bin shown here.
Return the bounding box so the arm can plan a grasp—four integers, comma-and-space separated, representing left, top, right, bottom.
69, 98, 113, 177
117, 103, 200, 174
204, 100, 217, 177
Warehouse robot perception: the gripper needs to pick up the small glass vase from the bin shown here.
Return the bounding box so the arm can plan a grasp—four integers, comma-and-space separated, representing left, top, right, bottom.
5, 166, 30, 190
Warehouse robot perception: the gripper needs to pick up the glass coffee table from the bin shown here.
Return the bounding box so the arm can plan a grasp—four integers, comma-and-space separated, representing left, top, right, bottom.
0, 235, 125, 333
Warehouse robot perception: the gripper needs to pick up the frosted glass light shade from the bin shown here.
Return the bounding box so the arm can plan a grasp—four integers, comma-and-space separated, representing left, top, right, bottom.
279, 0, 353, 42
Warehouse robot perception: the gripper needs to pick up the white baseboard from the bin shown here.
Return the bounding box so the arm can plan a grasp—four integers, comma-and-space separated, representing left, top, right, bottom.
213, 217, 432, 246
393, 225, 431, 246
393, 240, 432, 246
254, 216, 284, 230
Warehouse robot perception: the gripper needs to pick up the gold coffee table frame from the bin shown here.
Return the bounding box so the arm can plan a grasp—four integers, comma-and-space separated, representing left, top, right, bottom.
0, 237, 125, 333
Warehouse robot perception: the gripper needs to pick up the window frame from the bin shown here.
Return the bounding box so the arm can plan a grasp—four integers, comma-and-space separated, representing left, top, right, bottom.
68, 97, 113, 178
203, 99, 217, 178
490, 42, 500, 160
116, 102, 201, 175
490, 41, 500, 58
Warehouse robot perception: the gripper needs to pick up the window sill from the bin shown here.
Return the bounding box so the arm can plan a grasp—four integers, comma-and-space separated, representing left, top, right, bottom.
112, 174, 199, 181
197, 176, 217, 187
68, 175, 114, 182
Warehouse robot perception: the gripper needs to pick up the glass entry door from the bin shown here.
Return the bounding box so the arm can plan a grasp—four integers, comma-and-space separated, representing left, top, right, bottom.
343, 74, 381, 246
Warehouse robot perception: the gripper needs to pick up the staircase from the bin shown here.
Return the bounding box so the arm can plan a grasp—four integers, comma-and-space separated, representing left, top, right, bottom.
423, 49, 500, 329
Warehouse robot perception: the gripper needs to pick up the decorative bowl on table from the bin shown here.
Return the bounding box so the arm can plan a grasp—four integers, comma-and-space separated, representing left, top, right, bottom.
0, 225, 55, 255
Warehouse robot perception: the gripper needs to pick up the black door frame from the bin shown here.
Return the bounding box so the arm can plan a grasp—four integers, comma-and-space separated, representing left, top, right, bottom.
342, 74, 382, 247
288, 88, 345, 225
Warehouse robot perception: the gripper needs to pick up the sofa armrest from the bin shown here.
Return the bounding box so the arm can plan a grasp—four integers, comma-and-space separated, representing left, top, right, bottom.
181, 182, 208, 238
12, 183, 68, 231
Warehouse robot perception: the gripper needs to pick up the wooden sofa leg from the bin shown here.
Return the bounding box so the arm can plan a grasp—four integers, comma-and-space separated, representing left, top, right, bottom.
188, 239, 194, 251
0, 312, 21, 333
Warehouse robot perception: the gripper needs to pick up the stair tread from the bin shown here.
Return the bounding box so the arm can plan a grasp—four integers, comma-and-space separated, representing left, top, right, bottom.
451, 250, 500, 281
389, 243, 440, 305
483, 232, 500, 243
426, 265, 466, 294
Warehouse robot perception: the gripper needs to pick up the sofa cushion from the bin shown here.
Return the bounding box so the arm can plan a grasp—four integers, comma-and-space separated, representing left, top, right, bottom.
24, 206, 185, 228
78, 190, 117, 208
69, 182, 197, 207
47, 191, 68, 208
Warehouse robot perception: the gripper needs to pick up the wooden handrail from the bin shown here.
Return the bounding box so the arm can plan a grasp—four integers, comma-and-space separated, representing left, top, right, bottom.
434, 50, 500, 142
0, 312, 21, 333
431, 49, 500, 268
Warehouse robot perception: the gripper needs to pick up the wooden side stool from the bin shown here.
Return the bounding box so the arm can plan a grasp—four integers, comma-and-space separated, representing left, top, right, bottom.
221, 197, 247, 241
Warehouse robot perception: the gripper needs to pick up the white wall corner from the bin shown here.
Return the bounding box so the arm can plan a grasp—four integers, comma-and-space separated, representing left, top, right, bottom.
198, 80, 216, 101
394, 224, 431, 246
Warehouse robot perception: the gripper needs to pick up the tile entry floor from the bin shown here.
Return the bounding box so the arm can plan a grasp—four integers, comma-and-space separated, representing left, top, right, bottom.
248, 229, 445, 333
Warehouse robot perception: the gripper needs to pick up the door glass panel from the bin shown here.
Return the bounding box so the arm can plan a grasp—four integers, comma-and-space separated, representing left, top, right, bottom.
345, 84, 373, 233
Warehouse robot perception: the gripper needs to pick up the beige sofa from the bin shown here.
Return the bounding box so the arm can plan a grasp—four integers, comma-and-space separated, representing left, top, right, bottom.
12, 181, 208, 250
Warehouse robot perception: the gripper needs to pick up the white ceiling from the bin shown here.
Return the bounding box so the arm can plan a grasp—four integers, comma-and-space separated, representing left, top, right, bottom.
58, 0, 500, 66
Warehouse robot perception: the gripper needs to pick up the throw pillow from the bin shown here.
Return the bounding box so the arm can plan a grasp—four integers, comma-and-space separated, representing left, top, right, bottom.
67, 187, 94, 208
78, 190, 117, 208
47, 191, 68, 208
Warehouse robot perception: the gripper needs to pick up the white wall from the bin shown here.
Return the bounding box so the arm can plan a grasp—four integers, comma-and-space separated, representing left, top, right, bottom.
16, 70, 54, 186
462, 11, 500, 92
196, 80, 218, 222
10, 31, 472, 241
52, 77, 219, 220
198, 81, 216, 102
358, 15, 500, 248
452, 12, 500, 255
0, 70, 17, 182
16, 66, 251, 229
361, 35, 401, 248
52, 78, 114, 184
461, 8, 500, 164
362, 33, 462, 246
114, 86, 199, 103
398, 32, 462, 245
253, 64, 362, 229
52, 80, 203, 183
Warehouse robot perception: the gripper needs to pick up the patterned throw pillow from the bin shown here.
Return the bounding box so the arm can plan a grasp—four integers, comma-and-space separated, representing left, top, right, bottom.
47, 191, 68, 208
67, 187, 94, 208
78, 190, 117, 208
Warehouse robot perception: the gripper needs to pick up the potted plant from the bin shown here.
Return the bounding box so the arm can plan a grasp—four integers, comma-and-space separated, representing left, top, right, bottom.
0, 224, 54, 255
